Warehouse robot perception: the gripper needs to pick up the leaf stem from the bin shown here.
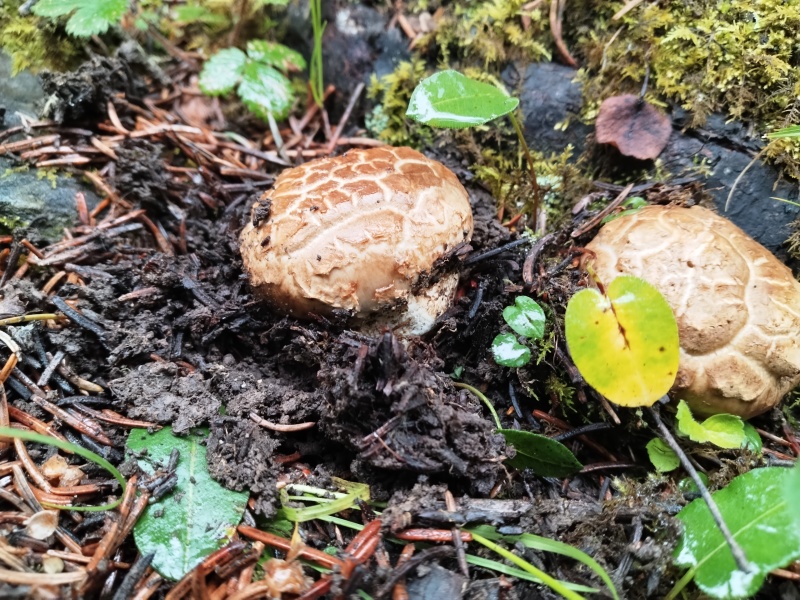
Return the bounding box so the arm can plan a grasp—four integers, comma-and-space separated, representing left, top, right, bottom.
647, 402, 752, 573
453, 382, 502, 430
508, 112, 542, 233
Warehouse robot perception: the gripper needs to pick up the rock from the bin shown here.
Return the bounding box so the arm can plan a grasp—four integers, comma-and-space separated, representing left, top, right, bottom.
0, 51, 99, 242
516, 62, 800, 254
0, 50, 44, 128
0, 157, 99, 242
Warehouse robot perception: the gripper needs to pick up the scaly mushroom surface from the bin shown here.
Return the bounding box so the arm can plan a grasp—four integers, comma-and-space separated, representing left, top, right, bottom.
585, 204, 800, 419
239, 146, 473, 335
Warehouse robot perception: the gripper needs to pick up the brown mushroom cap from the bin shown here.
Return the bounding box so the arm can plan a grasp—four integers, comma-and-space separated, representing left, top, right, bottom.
239, 146, 473, 334
585, 205, 800, 419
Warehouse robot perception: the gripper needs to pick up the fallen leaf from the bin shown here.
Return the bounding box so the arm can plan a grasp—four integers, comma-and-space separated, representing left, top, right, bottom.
595, 95, 672, 160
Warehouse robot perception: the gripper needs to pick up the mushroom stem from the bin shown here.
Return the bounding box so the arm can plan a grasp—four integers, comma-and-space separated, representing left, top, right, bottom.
508, 112, 542, 233
646, 402, 752, 574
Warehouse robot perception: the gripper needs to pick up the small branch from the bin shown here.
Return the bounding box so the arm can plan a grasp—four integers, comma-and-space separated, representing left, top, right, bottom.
647, 402, 752, 573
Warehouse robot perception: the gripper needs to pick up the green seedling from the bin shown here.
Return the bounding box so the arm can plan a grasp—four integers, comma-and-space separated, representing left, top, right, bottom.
309, 0, 326, 108
646, 437, 680, 473
199, 40, 305, 121
406, 70, 543, 231
675, 400, 761, 451
32, 0, 126, 37
127, 427, 248, 581
491, 295, 545, 368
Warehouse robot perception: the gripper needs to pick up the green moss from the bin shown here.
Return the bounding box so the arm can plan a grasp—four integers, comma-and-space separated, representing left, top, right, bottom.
419, 0, 551, 68
0, 1, 82, 73
573, 0, 800, 129
367, 58, 433, 147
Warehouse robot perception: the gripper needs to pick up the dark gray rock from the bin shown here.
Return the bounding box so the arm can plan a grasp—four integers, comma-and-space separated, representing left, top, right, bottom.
0, 157, 100, 242
0, 51, 44, 128
516, 61, 800, 253
515, 62, 592, 157
0, 51, 100, 242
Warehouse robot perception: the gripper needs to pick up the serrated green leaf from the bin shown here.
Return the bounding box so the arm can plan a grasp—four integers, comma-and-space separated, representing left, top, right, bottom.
247, 40, 306, 71
491, 333, 531, 368
127, 427, 248, 581
498, 429, 583, 477
406, 70, 519, 128
199, 48, 247, 96
565, 275, 680, 407
238, 62, 294, 120
646, 438, 680, 472
675, 400, 746, 449
503, 296, 545, 339
676, 467, 800, 598
33, 0, 127, 37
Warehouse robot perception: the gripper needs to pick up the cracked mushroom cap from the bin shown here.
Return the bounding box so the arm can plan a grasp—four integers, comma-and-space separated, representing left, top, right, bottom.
239, 146, 473, 335
585, 205, 800, 419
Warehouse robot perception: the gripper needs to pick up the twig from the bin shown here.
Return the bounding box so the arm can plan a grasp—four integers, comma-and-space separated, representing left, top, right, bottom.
325, 82, 365, 154
571, 182, 634, 238
647, 402, 751, 573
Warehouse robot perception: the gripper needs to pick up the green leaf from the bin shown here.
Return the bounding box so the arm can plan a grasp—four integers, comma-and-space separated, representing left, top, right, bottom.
238, 61, 294, 120
741, 423, 762, 453
678, 472, 709, 496
247, 40, 306, 71
675, 400, 746, 449
565, 275, 680, 407
491, 333, 531, 368
406, 70, 519, 128
173, 5, 229, 26
503, 296, 546, 339
676, 467, 800, 598
498, 429, 583, 477
32, 0, 126, 37
127, 427, 248, 581
199, 48, 247, 96
646, 438, 680, 472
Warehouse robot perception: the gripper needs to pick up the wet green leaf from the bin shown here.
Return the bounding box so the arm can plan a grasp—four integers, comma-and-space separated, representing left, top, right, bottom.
503, 296, 546, 339
646, 438, 680, 472
565, 275, 679, 407
676, 466, 800, 598
742, 423, 762, 453
33, 0, 127, 37
247, 40, 306, 71
498, 429, 582, 477
127, 427, 248, 581
406, 70, 519, 128
238, 62, 294, 120
675, 400, 746, 449
199, 48, 247, 96
491, 333, 531, 368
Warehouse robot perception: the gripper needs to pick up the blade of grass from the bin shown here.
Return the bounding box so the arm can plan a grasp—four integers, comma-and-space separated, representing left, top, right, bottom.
466, 555, 599, 593
470, 531, 586, 600
0, 426, 126, 512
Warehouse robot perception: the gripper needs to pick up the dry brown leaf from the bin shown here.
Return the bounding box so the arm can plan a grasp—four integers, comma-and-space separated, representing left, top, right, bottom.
595, 94, 672, 160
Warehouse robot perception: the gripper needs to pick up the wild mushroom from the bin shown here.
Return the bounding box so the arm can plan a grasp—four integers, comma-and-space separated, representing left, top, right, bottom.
585, 204, 800, 419
239, 146, 473, 335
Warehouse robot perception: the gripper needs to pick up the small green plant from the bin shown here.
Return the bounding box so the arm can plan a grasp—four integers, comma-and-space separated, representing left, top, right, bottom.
406, 70, 543, 230
646, 437, 680, 473
309, 0, 326, 108
675, 400, 761, 451
669, 464, 800, 600
199, 40, 305, 121
32, 0, 126, 37
127, 427, 248, 581
491, 295, 545, 368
